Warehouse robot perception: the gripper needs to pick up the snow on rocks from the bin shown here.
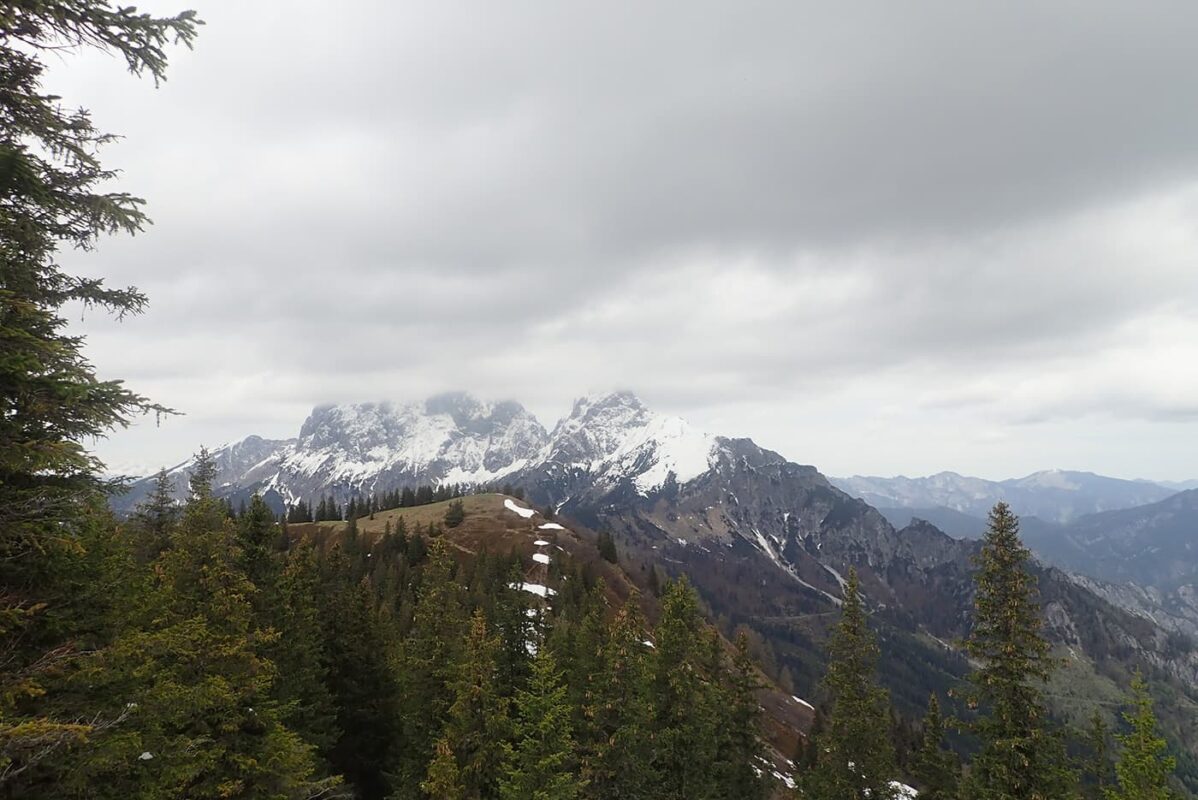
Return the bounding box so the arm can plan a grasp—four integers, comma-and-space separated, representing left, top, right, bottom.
532, 553, 551, 565
518, 582, 556, 597
538, 522, 565, 530
504, 498, 536, 518
791, 695, 815, 711
892, 782, 918, 798
533, 539, 550, 547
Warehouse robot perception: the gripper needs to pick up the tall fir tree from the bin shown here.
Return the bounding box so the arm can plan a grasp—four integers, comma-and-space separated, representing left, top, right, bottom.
427, 610, 510, 800
422, 738, 467, 800
499, 647, 582, 800
802, 567, 897, 800
713, 630, 767, 799
581, 598, 654, 800
235, 492, 279, 590
128, 468, 178, 562
392, 541, 468, 796
320, 562, 401, 799
1106, 673, 1178, 800
187, 447, 217, 501
266, 544, 340, 761
962, 502, 1076, 800
444, 499, 466, 528
0, 3, 198, 779
649, 577, 721, 799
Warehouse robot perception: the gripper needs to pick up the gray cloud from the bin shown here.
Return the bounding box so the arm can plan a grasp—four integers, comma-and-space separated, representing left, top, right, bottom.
56, 0, 1198, 480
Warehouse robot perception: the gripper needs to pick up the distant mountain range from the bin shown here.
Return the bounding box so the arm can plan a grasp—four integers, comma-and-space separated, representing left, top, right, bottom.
830, 470, 1183, 525
835, 471, 1198, 646
1020, 490, 1198, 590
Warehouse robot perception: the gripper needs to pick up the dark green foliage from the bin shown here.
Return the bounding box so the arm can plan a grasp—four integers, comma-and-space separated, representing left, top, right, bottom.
427, 610, 510, 799
596, 531, 618, 563
266, 545, 339, 758
1107, 673, 1179, 800
393, 541, 469, 795
1085, 711, 1113, 800
128, 468, 177, 562
287, 499, 313, 523
718, 631, 768, 799
0, 2, 198, 779
236, 493, 278, 588
46, 493, 336, 799
910, 693, 959, 800
320, 562, 401, 799
647, 563, 662, 596
499, 648, 581, 800
582, 598, 654, 799
962, 502, 1077, 800
445, 499, 467, 528
802, 567, 898, 799
187, 446, 217, 501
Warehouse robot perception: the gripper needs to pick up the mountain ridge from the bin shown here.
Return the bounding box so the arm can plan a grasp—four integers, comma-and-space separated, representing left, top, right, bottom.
831, 469, 1183, 524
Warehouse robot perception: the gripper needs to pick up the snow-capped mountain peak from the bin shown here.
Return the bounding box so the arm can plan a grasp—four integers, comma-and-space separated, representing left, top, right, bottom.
115, 393, 550, 512
279, 394, 549, 492
534, 391, 718, 497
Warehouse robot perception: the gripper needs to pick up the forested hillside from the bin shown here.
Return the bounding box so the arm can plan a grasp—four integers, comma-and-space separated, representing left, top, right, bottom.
5, 464, 785, 797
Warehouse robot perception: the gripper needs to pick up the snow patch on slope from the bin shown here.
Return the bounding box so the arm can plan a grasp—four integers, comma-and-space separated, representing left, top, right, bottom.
504, 499, 536, 518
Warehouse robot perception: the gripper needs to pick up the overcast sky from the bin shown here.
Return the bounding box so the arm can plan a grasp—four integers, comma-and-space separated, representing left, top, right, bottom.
59, 1, 1198, 481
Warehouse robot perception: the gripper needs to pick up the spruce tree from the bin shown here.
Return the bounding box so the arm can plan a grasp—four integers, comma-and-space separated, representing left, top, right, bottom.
716, 630, 767, 799
129, 468, 178, 562
962, 502, 1076, 800
393, 541, 468, 795
321, 566, 401, 799
236, 492, 279, 589
188, 446, 217, 501
803, 567, 897, 800
596, 531, 618, 564
0, 12, 199, 775
910, 693, 959, 800
0, 3, 199, 760
267, 544, 340, 760
582, 598, 654, 800
1106, 673, 1177, 800
422, 738, 467, 800
797, 707, 826, 773
649, 577, 720, 799
499, 647, 582, 800
427, 610, 510, 799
